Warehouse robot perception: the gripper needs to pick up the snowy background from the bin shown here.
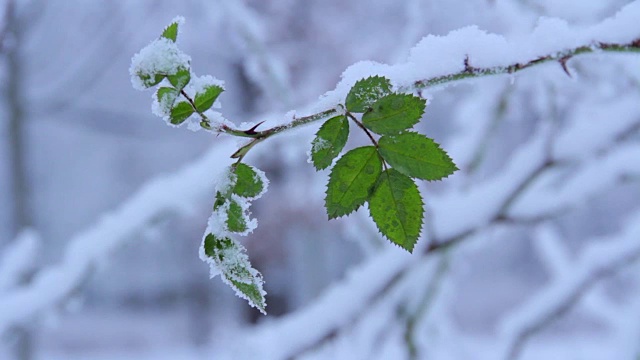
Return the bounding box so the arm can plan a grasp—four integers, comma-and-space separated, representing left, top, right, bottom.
1, 0, 640, 359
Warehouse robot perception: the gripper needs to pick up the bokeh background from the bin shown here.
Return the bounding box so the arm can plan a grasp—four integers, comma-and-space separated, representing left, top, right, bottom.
1, 0, 639, 359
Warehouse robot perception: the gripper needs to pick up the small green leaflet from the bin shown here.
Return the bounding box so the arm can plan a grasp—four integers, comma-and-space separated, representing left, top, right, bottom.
311, 115, 349, 170
168, 68, 191, 90
226, 199, 248, 233
362, 94, 426, 135
170, 101, 194, 124
232, 163, 264, 199
157, 87, 178, 108
194, 85, 224, 113
379, 132, 458, 181
368, 169, 424, 252
213, 191, 226, 210
139, 73, 165, 88
203, 234, 266, 313
346, 76, 392, 113
161, 21, 179, 42
325, 146, 382, 219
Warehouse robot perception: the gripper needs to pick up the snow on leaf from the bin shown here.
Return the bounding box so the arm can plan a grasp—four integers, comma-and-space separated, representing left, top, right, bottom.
226, 198, 248, 233
170, 101, 194, 125
194, 85, 224, 113
362, 94, 426, 135
129, 38, 191, 90
311, 115, 350, 170
232, 163, 267, 199
200, 234, 267, 314
346, 76, 392, 113
152, 87, 179, 118
168, 68, 191, 91
160, 16, 185, 42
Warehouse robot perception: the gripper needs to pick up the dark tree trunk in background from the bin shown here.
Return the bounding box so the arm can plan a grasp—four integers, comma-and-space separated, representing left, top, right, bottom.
3, 1, 34, 359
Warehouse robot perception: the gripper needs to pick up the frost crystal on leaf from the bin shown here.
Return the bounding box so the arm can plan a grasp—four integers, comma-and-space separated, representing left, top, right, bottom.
129, 38, 191, 90
199, 233, 267, 314
186, 75, 225, 99
312, 138, 331, 152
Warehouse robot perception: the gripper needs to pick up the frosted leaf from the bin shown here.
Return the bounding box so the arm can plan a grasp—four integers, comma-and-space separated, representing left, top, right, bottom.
184, 74, 225, 99
199, 234, 267, 314
130, 38, 191, 90
243, 165, 269, 201
311, 138, 330, 152
214, 166, 235, 195
230, 194, 258, 235
170, 74, 227, 131
208, 204, 231, 238
151, 87, 178, 118
208, 164, 268, 237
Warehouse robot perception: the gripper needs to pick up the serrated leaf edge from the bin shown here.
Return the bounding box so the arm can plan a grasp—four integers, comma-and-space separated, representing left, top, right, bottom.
324, 146, 381, 219
379, 132, 459, 181
368, 169, 424, 252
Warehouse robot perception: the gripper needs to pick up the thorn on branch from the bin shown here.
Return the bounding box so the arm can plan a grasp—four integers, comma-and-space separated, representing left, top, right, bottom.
463, 55, 475, 73
243, 121, 266, 136
559, 56, 572, 78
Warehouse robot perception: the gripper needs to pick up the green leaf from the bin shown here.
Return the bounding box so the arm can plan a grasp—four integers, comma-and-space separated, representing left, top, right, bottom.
346, 76, 392, 113
203, 234, 266, 314
226, 199, 248, 233
229, 280, 266, 313
232, 163, 264, 198
194, 85, 224, 113
157, 87, 178, 107
170, 101, 194, 124
325, 146, 382, 219
161, 21, 179, 42
139, 73, 165, 88
168, 68, 191, 90
311, 115, 349, 170
379, 132, 458, 181
362, 94, 426, 135
213, 191, 226, 210
368, 169, 423, 252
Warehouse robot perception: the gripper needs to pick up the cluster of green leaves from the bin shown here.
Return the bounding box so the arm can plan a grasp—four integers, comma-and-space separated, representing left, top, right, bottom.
136, 19, 224, 126
311, 76, 458, 252
204, 163, 268, 313
134, 19, 459, 313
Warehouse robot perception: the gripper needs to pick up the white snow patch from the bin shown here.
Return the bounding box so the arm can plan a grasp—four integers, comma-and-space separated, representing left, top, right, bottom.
129, 38, 191, 90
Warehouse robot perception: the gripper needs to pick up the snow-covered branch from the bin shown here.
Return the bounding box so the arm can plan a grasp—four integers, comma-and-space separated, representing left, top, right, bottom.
214, 248, 418, 359
0, 141, 236, 333
498, 210, 640, 360
214, 1, 640, 151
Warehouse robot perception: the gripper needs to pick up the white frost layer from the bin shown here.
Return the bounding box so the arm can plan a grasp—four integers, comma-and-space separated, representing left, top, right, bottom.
151, 74, 229, 132
129, 38, 191, 90
311, 1, 640, 112
199, 163, 269, 310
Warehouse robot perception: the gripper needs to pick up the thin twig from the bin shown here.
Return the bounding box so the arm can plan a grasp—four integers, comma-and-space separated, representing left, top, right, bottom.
214, 38, 640, 160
